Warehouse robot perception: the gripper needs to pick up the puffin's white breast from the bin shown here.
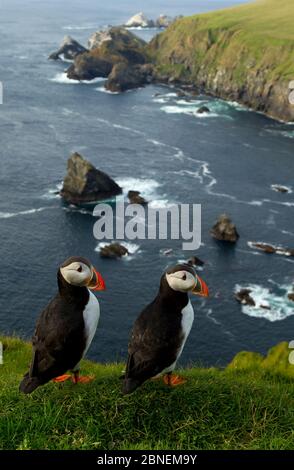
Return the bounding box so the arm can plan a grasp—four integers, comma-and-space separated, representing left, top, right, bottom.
160, 300, 195, 375
82, 290, 100, 357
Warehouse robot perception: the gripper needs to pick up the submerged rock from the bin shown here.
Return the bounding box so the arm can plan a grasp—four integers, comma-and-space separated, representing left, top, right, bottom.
127, 190, 147, 205
99, 242, 129, 258
235, 289, 256, 307
197, 106, 210, 114
125, 12, 154, 28
60, 152, 122, 204
210, 214, 239, 243
49, 36, 87, 61
249, 242, 294, 257
271, 184, 290, 193
187, 256, 205, 267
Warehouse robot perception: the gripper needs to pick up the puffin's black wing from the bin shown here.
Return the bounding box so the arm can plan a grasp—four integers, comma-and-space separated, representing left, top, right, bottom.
19, 295, 85, 394
123, 298, 182, 394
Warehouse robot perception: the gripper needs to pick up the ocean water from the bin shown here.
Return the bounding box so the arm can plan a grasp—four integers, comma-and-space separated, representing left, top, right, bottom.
0, 0, 293, 367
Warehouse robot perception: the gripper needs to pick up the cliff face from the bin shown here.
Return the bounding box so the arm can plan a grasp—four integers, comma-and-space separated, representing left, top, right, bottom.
148, 0, 294, 122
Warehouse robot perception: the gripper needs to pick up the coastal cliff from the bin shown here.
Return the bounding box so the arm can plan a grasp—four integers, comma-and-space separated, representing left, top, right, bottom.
148, 0, 294, 122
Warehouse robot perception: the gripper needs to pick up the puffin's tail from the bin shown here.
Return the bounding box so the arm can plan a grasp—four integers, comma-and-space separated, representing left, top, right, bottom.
122, 377, 141, 395
19, 373, 41, 394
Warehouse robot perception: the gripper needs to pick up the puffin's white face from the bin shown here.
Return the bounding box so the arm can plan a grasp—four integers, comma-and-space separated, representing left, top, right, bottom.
166, 270, 196, 293
60, 261, 93, 287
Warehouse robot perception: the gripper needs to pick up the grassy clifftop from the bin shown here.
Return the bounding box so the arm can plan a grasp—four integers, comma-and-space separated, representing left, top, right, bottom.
148, 0, 294, 121
0, 336, 293, 450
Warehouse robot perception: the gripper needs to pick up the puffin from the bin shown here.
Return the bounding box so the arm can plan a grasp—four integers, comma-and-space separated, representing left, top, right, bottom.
19, 256, 106, 394
122, 263, 209, 395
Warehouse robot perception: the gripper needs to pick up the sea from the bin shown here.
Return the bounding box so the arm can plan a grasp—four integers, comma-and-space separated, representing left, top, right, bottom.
0, 0, 293, 367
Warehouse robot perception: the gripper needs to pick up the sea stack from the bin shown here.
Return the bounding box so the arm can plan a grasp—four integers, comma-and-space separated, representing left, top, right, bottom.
60, 152, 122, 204
210, 214, 239, 243
49, 36, 88, 61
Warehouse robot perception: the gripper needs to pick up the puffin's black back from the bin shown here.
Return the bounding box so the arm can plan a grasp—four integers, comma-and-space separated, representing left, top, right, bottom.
123, 272, 190, 394
19, 270, 90, 394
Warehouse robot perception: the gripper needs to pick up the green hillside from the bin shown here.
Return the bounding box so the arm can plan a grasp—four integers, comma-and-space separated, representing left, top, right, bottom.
149, 0, 294, 121
0, 336, 293, 450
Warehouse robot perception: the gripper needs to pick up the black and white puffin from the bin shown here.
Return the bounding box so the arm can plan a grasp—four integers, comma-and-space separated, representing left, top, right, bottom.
19, 256, 106, 394
122, 263, 209, 394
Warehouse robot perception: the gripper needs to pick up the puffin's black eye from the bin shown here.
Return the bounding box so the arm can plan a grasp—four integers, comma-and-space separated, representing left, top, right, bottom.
77, 266, 82, 272
182, 273, 187, 280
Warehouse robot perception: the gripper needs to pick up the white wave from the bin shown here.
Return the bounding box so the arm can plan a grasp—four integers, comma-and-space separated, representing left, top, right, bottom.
146, 138, 167, 146
235, 283, 294, 322
63, 24, 98, 31
95, 86, 120, 94
271, 184, 292, 194
50, 73, 105, 85
63, 206, 92, 215
0, 207, 55, 219
116, 177, 161, 198
281, 229, 294, 237
113, 124, 145, 136
95, 241, 141, 257
161, 104, 221, 119
148, 200, 175, 209
42, 183, 62, 200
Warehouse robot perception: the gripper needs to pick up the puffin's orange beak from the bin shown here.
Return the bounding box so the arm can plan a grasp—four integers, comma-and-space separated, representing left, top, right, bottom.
88, 268, 106, 291
192, 274, 209, 297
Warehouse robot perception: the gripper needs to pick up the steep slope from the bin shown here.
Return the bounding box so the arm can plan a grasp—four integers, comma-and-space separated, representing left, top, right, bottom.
148, 0, 294, 121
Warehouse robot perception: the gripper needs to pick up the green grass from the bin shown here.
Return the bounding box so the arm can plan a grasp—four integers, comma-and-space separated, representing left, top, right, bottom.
148, 0, 294, 120
0, 336, 293, 450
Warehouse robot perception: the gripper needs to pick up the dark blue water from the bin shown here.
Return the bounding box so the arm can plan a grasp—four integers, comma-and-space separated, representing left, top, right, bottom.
0, 0, 293, 367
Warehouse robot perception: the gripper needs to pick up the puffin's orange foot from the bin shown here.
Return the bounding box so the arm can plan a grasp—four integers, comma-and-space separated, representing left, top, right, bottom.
163, 374, 187, 387
52, 374, 71, 383
72, 372, 94, 384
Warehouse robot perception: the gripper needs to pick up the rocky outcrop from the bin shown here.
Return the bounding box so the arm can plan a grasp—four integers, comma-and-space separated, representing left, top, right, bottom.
288, 290, 294, 302
99, 242, 129, 258
155, 15, 177, 28
88, 29, 113, 50
125, 12, 154, 28
210, 214, 239, 243
248, 242, 294, 257
127, 190, 147, 205
60, 152, 122, 204
66, 27, 148, 83
235, 289, 256, 307
106, 63, 153, 92
49, 36, 87, 61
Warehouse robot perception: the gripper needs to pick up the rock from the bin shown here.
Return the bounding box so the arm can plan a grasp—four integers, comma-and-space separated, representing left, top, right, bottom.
49, 36, 88, 61
88, 29, 113, 50
249, 242, 294, 257
235, 289, 256, 307
288, 292, 294, 302
127, 190, 147, 205
210, 214, 239, 243
67, 55, 112, 80
100, 242, 129, 258
155, 15, 173, 28
260, 304, 271, 310
60, 152, 122, 204
249, 242, 276, 254
125, 12, 154, 28
67, 27, 147, 81
197, 106, 210, 114
105, 63, 153, 92
271, 184, 289, 193
187, 256, 205, 267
